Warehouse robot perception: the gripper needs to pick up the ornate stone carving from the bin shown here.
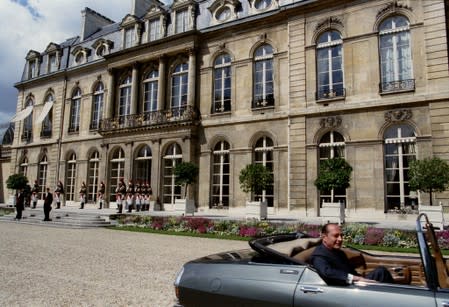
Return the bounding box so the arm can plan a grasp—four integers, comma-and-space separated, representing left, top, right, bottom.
315, 17, 343, 33
384, 109, 412, 122
377, 1, 412, 19
319, 116, 342, 128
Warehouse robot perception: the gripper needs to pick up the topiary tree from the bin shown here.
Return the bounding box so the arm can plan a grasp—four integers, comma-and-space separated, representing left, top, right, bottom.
239, 164, 273, 200
6, 173, 28, 192
174, 161, 199, 198
314, 157, 353, 203
409, 157, 449, 206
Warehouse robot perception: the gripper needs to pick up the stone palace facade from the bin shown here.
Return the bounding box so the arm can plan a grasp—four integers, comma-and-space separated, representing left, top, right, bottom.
8, 0, 449, 219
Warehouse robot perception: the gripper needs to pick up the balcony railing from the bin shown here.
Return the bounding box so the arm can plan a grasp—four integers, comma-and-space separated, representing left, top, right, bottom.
380, 79, 415, 94
99, 106, 199, 133
252, 94, 274, 109
40, 129, 52, 138
316, 88, 346, 101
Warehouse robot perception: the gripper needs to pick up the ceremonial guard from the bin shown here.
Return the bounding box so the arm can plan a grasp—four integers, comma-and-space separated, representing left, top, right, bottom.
115, 178, 126, 213
98, 181, 105, 209
79, 182, 87, 209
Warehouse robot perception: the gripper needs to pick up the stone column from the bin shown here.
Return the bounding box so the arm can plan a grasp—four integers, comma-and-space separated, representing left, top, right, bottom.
131, 62, 139, 115
106, 69, 115, 118
157, 55, 166, 111
187, 49, 196, 107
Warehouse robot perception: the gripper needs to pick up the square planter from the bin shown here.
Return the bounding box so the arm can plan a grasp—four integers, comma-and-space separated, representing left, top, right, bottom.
320, 202, 345, 225
245, 200, 267, 220
174, 199, 195, 215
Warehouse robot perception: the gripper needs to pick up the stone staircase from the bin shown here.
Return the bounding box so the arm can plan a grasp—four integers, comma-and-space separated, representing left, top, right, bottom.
0, 208, 113, 229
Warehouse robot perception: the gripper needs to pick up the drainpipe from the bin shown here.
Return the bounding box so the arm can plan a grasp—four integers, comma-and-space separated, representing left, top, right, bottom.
56, 76, 67, 183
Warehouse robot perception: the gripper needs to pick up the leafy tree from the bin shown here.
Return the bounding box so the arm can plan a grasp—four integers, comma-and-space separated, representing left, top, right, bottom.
239, 164, 273, 199
314, 158, 353, 203
174, 161, 199, 198
409, 157, 449, 206
6, 173, 29, 191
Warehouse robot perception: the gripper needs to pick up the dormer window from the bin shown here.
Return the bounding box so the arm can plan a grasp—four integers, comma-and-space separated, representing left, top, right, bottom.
249, 0, 277, 13
28, 59, 38, 79
254, 0, 271, 10
96, 45, 106, 57
149, 18, 161, 41
92, 39, 113, 58
48, 53, 58, 73
124, 27, 136, 48
175, 9, 188, 33
208, 0, 239, 25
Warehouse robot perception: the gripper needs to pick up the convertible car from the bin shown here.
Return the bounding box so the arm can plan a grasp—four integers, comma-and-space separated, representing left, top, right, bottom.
174, 214, 449, 307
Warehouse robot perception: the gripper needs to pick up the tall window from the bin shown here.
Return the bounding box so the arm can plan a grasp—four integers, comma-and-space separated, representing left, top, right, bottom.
316, 31, 344, 99
212, 141, 230, 208
48, 53, 58, 72
91, 82, 104, 130
213, 54, 232, 113
318, 131, 346, 205
253, 44, 274, 108
119, 76, 132, 120
171, 63, 188, 109
149, 18, 161, 41
143, 70, 159, 113
88, 151, 100, 202
379, 16, 413, 92
41, 94, 53, 138
19, 157, 28, 177
175, 9, 188, 33
163, 143, 182, 204
134, 145, 152, 184
124, 27, 135, 48
23, 99, 33, 142
69, 88, 81, 132
38, 155, 48, 200
28, 59, 37, 79
254, 137, 274, 207
109, 148, 125, 202
65, 153, 77, 201
384, 124, 416, 211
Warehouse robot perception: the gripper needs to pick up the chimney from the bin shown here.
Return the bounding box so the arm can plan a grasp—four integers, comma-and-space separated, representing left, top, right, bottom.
131, 0, 159, 17
80, 7, 115, 41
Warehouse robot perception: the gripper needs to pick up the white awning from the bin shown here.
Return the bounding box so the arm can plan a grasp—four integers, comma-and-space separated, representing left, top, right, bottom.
35, 101, 54, 124
11, 105, 33, 122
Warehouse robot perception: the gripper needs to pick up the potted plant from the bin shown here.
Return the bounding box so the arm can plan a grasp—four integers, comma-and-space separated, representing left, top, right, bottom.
314, 157, 352, 224
173, 161, 199, 214
239, 163, 273, 220
6, 173, 29, 207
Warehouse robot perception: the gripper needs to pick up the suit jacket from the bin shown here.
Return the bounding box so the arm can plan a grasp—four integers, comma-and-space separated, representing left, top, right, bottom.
16, 192, 25, 210
310, 243, 359, 286
44, 192, 53, 207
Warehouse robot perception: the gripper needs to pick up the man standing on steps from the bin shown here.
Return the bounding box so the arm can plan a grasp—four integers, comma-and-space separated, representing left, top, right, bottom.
43, 187, 53, 221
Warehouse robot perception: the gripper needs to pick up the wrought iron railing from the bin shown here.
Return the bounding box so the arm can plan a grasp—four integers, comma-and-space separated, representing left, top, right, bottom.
380, 79, 415, 94
99, 106, 198, 133
252, 94, 274, 109
316, 88, 346, 100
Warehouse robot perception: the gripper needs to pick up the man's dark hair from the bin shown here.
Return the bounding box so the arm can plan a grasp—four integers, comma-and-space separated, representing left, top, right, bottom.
321, 223, 339, 235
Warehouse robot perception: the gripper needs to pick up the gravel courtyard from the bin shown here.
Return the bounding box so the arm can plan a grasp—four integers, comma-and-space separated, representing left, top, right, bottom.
0, 222, 247, 307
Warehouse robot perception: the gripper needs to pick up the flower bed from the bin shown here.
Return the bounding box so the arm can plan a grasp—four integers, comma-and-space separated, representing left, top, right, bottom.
109, 215, 449, 249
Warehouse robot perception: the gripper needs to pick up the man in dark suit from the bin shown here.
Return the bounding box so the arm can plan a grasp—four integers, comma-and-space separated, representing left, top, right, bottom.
15, 189, 25, 220
310, 223, 393, 286
43, 187, 53, 221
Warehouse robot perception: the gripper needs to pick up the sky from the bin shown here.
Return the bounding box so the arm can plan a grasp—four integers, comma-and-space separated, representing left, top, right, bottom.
0, 0, 133, 130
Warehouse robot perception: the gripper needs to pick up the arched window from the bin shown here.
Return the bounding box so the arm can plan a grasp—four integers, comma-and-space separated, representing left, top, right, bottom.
88, 151, 100, 202
19, 157, 28, 177
213, 54, 232, 113
118, 76, 132, 120
143, 70, 159, 113
90, 82, 104, 130
254, 136, 274, 206
41, 94, 53, 138
69, 88, 81, 132
379, 16, 413, 92
134, 145, 152, 185
38, 155, 48, 200
65, 153, 77, 201
163, 143, 182, 204
318, 131, 346, 205
22, 99, 33, 142
384, 124, 416, 211
109, 148, 125, 202
316, 31, 344, 100
171, 62, 188, 109
212, 141, 230, 208
253, 44, 274, 108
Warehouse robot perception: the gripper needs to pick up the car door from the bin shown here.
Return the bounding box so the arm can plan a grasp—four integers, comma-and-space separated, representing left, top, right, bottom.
435, 287, 449, 306
294, 268, 436, 307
